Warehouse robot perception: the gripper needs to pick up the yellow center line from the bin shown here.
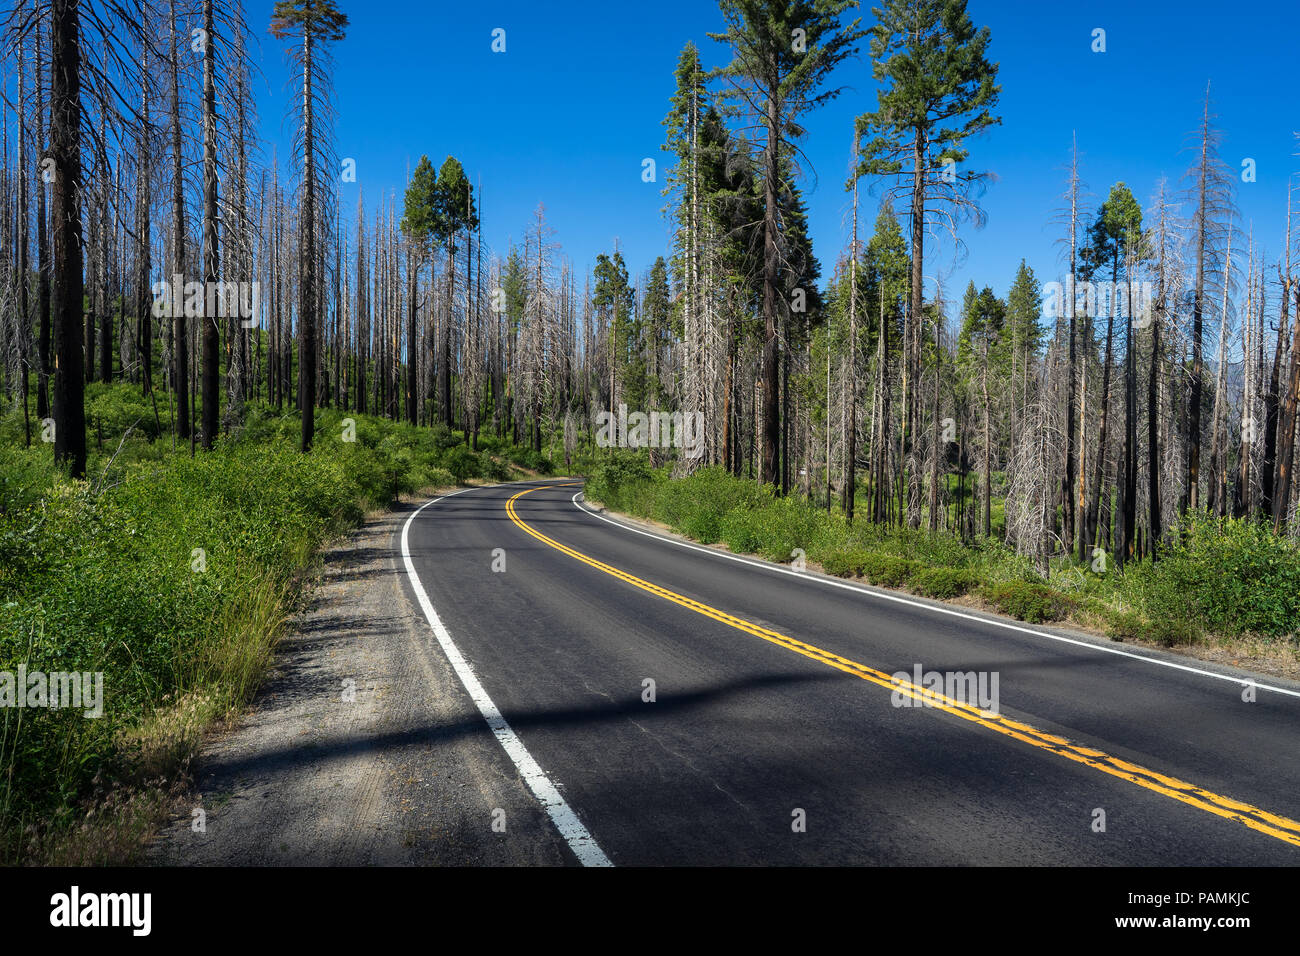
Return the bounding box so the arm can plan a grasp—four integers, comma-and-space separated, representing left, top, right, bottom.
507, 483, 1300, 849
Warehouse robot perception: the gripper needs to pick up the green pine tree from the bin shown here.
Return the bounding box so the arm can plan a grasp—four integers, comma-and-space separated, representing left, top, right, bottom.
854, 0, 1000, 525
709, 0, 865, 487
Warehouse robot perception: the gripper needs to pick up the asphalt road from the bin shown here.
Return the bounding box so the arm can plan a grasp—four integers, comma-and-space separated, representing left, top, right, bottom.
400, 477, 1300, 865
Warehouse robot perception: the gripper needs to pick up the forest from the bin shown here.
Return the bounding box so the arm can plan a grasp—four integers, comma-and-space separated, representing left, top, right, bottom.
1, 0, 1299, 859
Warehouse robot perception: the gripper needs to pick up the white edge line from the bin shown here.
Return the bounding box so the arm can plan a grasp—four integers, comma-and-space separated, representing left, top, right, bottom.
401, 484, 612, 867
571, 491, 1300, 702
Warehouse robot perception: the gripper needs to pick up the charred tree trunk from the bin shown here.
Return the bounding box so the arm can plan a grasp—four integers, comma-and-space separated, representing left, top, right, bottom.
200, 0, 220, 449
50, 0, 86, 477
169, 0, 190, 440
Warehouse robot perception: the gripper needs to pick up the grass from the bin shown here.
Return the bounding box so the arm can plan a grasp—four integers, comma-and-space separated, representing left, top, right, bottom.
0, 389, 552, 863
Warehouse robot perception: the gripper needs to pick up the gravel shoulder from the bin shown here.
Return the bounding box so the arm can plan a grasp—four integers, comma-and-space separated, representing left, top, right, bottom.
148, 494, 571, 866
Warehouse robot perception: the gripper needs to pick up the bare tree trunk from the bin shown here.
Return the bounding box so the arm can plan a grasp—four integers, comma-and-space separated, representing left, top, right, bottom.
843, 136, 858, 521
1063, 142, 1081, 558
50, 0, 86, 477
873, 290, 891, 525
169, 0, 189, 440
35, 5, 51, 421
1148, 276, 1163, 554
1235, 250, 1256, 518
759, 61, 780, 488
905, 129, 925, 528
1088, 298, 1116, 557
1207, 230, 1233, 517
136, 44, 153, 402
200, 0, 220, 449
1262, 195, 1293, 519
1187, 92, 1214, 513
298, 25, 316, 451
928, 298, 942, 533
406, 246, 418, 424
17, 28, 32, 446
442, 230, 454, 426
96, 130, 111, 385
981, 333, 991, 537
1119, 254, 1138, 564
1274, 286, 1300, 531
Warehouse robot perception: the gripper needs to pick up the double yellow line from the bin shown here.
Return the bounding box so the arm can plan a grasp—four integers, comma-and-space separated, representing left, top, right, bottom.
506, 483, 1300, 849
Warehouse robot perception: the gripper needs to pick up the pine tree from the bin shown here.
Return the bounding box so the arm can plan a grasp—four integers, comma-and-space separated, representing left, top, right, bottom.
863, 206, 909, 524
400, 155, 437, 425
710, 0, 864, 488
642, 257, 672, 406
1005, 259, 1044, 425
854, 0, 1000, 526
433, 156, 477, 427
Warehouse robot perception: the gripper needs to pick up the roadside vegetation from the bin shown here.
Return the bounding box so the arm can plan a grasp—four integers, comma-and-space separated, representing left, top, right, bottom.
0, 391, 560, 863
587, 455, 1300, 652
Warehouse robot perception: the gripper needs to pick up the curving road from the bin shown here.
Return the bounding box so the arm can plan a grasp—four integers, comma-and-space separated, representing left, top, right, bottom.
399, 477, 1300, 866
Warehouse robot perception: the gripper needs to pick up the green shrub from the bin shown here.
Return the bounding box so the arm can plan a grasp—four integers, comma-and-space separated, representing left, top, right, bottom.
585, 453, 653, 508
1103, 608, 1144, 642
1142, 513, 1300, 638
654, 467, 761, 544
429, 423, 462, 451
759, 495, 834, 561
443, 445, 480, 484
981, 581, 1074, 623
911, 566, 980, 599
718, 503, 765, 554
0, 438, 365, 846
480, 455, 511, 482
419, 467, 456, 489
820, 549, 871, 578
85, 382, 161, 441
859, 554, 920, 588
360, 436, 416, 505
0, 444, 57, 515
510, 448, 553, 474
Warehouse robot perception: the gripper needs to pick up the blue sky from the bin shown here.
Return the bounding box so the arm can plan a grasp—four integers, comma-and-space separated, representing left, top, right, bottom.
251, 0, 1298, 303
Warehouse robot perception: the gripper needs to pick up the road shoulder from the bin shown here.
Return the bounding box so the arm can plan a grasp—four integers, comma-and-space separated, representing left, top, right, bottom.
147, 495, 571, 866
